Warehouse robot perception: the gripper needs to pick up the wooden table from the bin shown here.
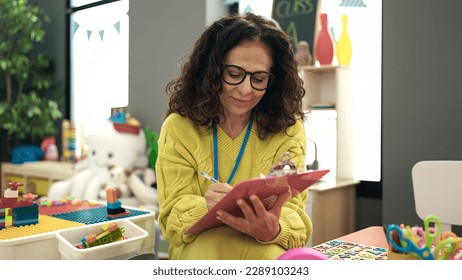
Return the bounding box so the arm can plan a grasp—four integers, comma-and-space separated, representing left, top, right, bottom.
310, 226, 390, 260
337, 226, 388, 248
1, 161, 75, 196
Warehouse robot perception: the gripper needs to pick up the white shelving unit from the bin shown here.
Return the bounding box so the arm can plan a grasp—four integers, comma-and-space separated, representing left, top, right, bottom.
299, 65, 359, 246
299, 65, 354, 179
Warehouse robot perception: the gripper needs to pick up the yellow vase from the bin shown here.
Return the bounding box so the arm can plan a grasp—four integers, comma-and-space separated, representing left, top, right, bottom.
336, 15, 352, 66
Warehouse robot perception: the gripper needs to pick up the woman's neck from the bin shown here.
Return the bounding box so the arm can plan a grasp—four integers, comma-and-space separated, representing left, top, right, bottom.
219, 112, 251, 140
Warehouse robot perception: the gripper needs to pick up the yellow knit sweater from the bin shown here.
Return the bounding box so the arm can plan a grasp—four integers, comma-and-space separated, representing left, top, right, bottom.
156, 113, 312, 259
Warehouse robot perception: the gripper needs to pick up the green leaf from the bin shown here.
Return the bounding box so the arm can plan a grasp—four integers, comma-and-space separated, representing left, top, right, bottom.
0, 0, 63, 143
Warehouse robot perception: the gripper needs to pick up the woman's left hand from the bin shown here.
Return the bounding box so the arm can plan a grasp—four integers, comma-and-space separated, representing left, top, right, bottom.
216, 190, 291, 241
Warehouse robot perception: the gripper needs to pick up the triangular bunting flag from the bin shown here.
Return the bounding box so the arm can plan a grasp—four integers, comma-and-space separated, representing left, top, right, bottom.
339, 0, 367, 7
114, 21, 121, 33
243, 4, 253, 14
99, 30, 105, 41
72, 21, 80, 37
330, 27, 336, 43
87, 30, 92, 40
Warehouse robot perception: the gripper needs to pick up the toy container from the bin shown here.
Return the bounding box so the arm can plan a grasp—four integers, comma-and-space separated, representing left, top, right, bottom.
0, 230, 61, 259
56, 219, 148, 260
0, 205, 155, 260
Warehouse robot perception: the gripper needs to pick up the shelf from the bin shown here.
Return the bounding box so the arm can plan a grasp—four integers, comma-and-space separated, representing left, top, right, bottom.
310, 177, 360, 193
300, 64, 357, 245
1, 161, 75, 196
298, 65, 348, 73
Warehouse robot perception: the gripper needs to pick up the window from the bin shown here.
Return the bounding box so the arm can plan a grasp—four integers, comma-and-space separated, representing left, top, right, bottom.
69, 0, 129, 157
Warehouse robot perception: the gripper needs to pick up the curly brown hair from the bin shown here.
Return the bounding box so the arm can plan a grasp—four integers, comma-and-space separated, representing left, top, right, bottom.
165, 13, 305, 139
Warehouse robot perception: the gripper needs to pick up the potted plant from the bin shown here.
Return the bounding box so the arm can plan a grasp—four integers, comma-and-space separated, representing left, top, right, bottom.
0, 0, 63, 162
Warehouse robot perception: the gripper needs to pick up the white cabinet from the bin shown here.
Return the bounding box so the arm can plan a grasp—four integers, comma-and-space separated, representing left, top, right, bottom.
306, 178, 358, 246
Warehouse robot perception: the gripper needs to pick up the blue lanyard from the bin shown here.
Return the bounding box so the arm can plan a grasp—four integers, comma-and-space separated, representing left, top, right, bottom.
213, 113, 254, 184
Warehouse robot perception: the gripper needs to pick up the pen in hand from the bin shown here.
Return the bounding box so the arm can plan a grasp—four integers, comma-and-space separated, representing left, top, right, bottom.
200, 171, 220, 184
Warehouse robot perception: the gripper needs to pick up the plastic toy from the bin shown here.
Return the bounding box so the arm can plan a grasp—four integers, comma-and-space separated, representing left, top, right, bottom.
41, 136, 59, 161
385, 215, 462, 260
312, 239, 388, 260
79, 222, 126, 249
106, 188, 130, 218
0, 195, 154, 260
10, 145, 44, 164
277, 247, 328, 260
62, 120, 77, 162
0, 182, 39, 229
99, 166, 132, 199
144, 126, 159, 170
46, 113, 158, 212
295, 40, 313, 66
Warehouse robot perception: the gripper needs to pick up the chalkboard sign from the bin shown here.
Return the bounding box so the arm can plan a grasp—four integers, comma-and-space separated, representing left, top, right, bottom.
272, 0, 320, 63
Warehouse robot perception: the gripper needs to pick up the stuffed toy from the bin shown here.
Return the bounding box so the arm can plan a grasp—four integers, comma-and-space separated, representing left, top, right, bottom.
11, 145, 44, 164
100, 165, 132, 199
46, 113, 158, 212
41, 137, 59, 161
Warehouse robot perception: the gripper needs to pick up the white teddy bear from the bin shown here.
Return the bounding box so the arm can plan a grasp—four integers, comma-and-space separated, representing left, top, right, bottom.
46, 114, 159, 213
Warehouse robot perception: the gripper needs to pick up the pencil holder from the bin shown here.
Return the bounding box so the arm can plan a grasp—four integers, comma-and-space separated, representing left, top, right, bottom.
387, 249, 419, 260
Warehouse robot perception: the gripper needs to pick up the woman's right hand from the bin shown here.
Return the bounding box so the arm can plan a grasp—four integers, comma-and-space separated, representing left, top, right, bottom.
204, 183, 232, 210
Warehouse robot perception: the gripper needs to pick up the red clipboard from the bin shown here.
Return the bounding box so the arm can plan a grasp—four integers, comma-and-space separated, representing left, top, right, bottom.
185, 169, 330, 235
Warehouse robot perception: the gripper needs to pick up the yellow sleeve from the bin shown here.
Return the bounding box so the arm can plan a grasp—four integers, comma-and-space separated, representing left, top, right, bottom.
258, 120, 313, 249
156, 116, 208, 247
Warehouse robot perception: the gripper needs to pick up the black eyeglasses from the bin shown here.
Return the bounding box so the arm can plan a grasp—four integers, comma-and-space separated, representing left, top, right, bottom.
222, 64, 275, 91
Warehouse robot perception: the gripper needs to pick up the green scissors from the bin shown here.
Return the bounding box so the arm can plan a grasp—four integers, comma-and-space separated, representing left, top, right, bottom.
424, 215, 441, 250
423, 215, 462, 260
432, 231, 461, 260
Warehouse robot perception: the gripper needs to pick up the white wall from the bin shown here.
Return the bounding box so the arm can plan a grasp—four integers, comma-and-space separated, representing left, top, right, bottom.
206, 0, 227, 25
320, 1, 382, 182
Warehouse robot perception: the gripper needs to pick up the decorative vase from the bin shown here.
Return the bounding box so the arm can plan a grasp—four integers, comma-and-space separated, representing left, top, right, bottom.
295, 40, 313, 66
336, 15, 352, 66
315, 13, 334, 66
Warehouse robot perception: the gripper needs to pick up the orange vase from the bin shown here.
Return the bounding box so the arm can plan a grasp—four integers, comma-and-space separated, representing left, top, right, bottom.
315, 13, 334, 65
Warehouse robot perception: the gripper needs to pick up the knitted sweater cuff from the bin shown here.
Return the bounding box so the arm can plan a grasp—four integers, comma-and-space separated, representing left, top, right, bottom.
255, 218, 291, 248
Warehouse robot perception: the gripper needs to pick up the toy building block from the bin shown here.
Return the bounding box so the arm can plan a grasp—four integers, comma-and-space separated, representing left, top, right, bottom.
0, 208, 6, 229
79, 222, 126, 248
0, 182, 39, 229
106, 188, 118, 203
106, 188, 130, 218
12, 203, 39, 227
110, 112, 141, 135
